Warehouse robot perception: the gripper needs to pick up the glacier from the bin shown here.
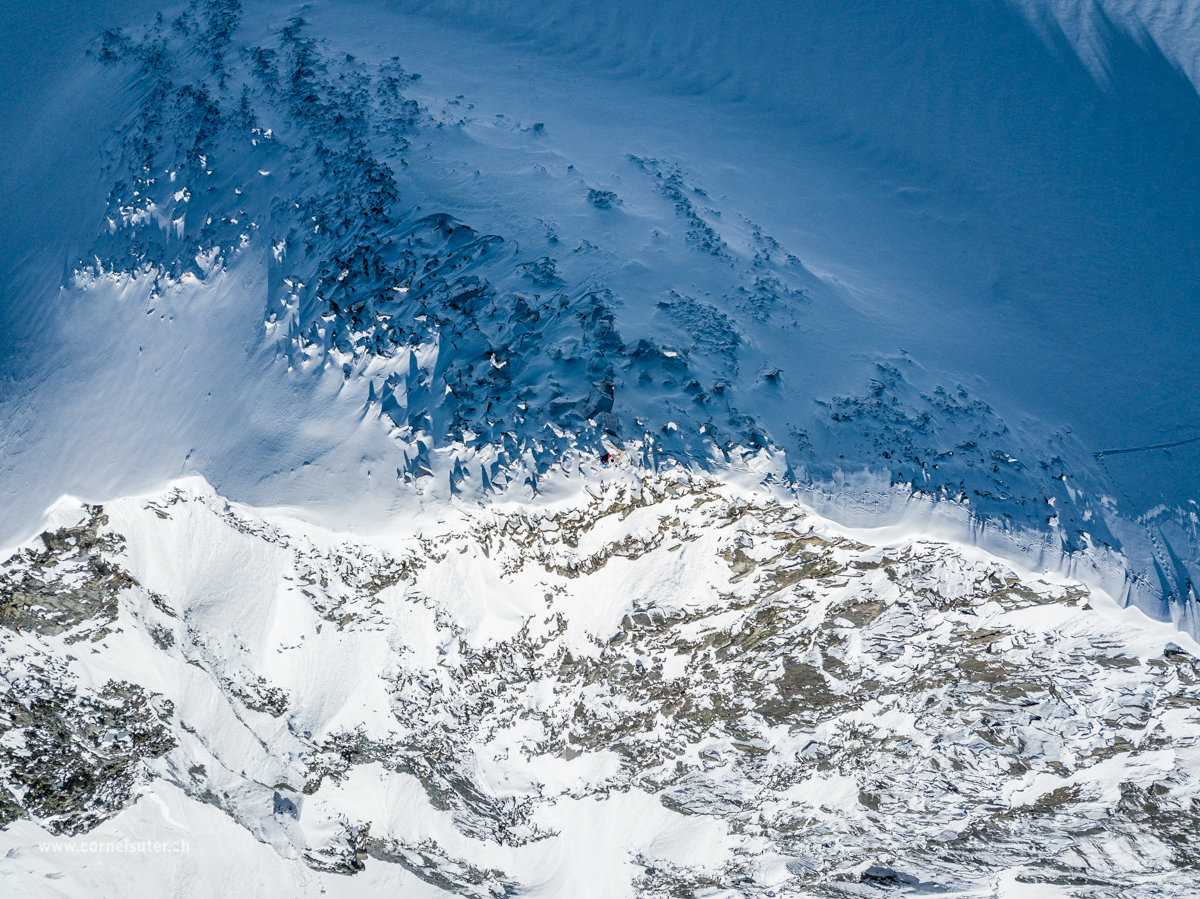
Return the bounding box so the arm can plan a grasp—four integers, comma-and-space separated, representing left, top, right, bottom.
1, 0, 1200, 895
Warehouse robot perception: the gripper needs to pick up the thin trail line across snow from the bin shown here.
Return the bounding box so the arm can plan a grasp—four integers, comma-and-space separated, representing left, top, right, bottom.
1094, 434, 1200, 458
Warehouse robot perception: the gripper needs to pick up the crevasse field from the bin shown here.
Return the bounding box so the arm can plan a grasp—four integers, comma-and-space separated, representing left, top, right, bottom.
2, 1, 1200, 896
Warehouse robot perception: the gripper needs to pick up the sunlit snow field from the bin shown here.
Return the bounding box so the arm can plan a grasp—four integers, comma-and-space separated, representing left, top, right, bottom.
1, 1, 1200, 895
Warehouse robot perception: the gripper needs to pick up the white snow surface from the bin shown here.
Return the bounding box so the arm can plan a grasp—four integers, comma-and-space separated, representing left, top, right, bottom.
2, 0, 1200, 893
2, 476, 1200, 897
2, 0, 1199, 630
2, 472, 1200, 892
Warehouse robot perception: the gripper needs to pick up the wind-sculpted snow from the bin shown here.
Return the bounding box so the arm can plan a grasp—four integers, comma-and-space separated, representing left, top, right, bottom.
2, 479, 1200, 897
4, 5, 1200, 891
83, 2, 813, 483
43, 0, 1197, 638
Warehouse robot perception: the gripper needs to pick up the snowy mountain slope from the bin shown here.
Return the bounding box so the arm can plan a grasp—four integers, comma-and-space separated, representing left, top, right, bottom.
2, 477, 1200, 897
3, 0, 1199, 634
2, 0, 1200, 894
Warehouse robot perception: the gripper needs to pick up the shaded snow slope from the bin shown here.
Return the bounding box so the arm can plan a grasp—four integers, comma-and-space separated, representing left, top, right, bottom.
3, 4, 1200, 887
1, 0, 1199, 626
3, 477, 1200, 897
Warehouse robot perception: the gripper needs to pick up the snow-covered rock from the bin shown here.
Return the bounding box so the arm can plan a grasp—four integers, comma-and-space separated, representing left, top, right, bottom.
4, 0, 1200, 894
2, 477, 1199, 896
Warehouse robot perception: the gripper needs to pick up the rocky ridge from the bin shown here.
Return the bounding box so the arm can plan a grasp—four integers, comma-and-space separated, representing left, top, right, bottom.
1, 478, 1198, 896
